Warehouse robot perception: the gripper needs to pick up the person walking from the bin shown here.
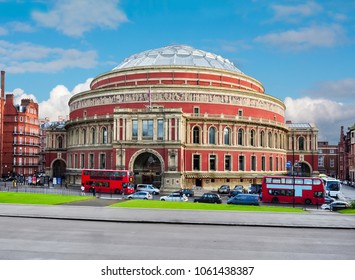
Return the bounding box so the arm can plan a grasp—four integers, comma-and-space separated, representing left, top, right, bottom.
92, 186, 96, 197
81, 183, 85, 196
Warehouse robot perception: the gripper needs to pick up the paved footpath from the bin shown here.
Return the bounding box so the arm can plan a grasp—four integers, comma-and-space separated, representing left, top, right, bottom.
1, 197, 355, 229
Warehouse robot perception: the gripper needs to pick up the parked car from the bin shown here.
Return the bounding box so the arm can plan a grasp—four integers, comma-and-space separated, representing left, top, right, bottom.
228, 190, 243, 198
227, 194, 260, 206
217, 185, 230, 194
194, 193, 222, 204
173, 188, 194, 197
248, 184, 262, 194
136, 184, 160, 195
160, 192, 188, 202
233, 185, 245, 193
127, 191, 153, 200
321, 201, 350, 211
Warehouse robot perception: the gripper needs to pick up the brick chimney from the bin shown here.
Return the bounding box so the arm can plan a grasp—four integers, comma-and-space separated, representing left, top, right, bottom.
1, 70, 4, 98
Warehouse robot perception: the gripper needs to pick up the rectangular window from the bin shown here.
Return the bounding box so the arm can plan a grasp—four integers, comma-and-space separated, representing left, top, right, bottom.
276, 157, 279, 171
330, 158, 335, 168
157, 119, 164, 140
330, 149, 334, 154
225, 155, 231, 171
100, 153, 106, 169
261, 156, 266, 171
193, 107, 200, 116
80, 154, 85, 169
318, 156, 324, 167
142, 119, 153, 139
209, 155, 217, 171
239, 155, 245, 171
193, 154, 200, 171
74, 154, 78, 169
251, 155, 256, 171
89, 153, 94, 169
269, 157, 273, 171
132, 119, 138, 140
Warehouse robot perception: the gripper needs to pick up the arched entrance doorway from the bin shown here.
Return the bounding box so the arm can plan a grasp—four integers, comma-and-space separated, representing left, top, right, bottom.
52, 159, 66, 178
133, 152, 162, 188
295, 162, 312, 177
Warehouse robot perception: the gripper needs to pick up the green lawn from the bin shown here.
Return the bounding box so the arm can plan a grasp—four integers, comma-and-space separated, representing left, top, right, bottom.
0, 192, 93, 205
339, 209, 355, 214
110, 200, 305, 212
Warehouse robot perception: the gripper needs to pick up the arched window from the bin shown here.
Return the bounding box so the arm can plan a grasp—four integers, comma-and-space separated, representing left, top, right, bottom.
260, 131, 265, 147
209, 127, 216, 144
58, 136, 63, 149
299, 136, 305, 151
82, 129, 87, 144
193, 126, 200, 144
91, 127, 96, 144
224, 127, 231, 145
268, 132, 273, 148
250, 129, 255, 147
238, 128, 244, 146
274, 133, 278, 149
102, 127, 108, 144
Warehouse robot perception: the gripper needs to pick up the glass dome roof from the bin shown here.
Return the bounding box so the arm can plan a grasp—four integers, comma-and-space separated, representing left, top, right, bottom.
113, 45, 242, 73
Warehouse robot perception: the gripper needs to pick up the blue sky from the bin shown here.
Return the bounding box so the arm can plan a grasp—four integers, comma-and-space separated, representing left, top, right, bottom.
1, 0, 354, 144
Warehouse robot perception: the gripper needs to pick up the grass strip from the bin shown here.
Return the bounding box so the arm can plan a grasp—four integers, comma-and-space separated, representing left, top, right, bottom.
110, 200, 305, 212
0, 192, 93, 205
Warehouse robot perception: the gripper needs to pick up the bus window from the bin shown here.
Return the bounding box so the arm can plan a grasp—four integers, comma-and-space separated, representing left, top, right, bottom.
304, 179, 312, 185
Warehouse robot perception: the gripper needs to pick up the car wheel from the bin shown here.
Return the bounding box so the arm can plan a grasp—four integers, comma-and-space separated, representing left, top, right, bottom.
128, 197, 133, 200
161, 199, 165, 201
144, 198, 148, 200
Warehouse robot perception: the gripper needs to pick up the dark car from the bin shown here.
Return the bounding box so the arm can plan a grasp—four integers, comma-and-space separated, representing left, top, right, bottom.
227, 194, 260, 206
217, 185, 230, 194
248, 184, 262, 194
228, 189, 243, 198
194, 193, 222, 204
174, 188, 195, 197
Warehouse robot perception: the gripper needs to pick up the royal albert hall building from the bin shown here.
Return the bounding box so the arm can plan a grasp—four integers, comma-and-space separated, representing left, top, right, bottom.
64, 45, 291, 192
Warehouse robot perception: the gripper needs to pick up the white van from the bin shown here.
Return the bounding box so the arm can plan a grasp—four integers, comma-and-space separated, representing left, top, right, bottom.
136, 184, 160, 195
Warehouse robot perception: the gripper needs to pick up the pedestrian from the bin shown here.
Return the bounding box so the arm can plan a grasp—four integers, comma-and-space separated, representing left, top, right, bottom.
81, 183, 85, 196
92, 186, 96, 197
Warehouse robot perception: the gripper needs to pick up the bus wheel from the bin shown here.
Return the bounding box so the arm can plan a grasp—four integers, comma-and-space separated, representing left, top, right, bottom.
89, 188, 93, 193
114, 189, 120, 194
305, 199, 311, 205
271, 197, 279, 203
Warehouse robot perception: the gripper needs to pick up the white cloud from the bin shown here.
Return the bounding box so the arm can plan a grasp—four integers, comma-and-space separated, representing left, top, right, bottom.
0, 26, 8, 36
284, 96, 355, 143
271, 2, 323, 22
7, 78, 93, 122
304, 78, 355, 101
255, 24, 345, 51
32, 0, 128, 37
0, 40, 97, 73
8, 21, 36, 33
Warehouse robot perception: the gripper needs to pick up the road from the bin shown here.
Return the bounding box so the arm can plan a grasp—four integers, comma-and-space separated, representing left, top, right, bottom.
0, 216, 354, 260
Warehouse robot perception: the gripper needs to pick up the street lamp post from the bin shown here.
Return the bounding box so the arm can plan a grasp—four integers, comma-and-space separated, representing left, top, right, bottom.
292, 131, 295, 208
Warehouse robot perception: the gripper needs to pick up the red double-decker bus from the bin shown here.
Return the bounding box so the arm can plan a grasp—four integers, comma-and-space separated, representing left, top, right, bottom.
81, 169, 135, 195
262, 176, 325, 205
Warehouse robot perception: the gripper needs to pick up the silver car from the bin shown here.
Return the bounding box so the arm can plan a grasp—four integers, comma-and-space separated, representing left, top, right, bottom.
127, 191, 153, 200
160, 193, 188, 202
136, 184, 160, 195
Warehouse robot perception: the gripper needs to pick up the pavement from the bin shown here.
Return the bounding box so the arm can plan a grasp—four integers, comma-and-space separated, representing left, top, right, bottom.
1, 196, 355, 229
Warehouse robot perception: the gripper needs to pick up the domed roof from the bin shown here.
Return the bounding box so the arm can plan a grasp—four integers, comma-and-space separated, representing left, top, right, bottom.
113, 45, 242, 73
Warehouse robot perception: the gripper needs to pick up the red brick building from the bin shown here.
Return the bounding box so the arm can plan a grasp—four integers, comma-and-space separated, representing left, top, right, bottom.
49, 45, 319, 192
2, 94, 40, 178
